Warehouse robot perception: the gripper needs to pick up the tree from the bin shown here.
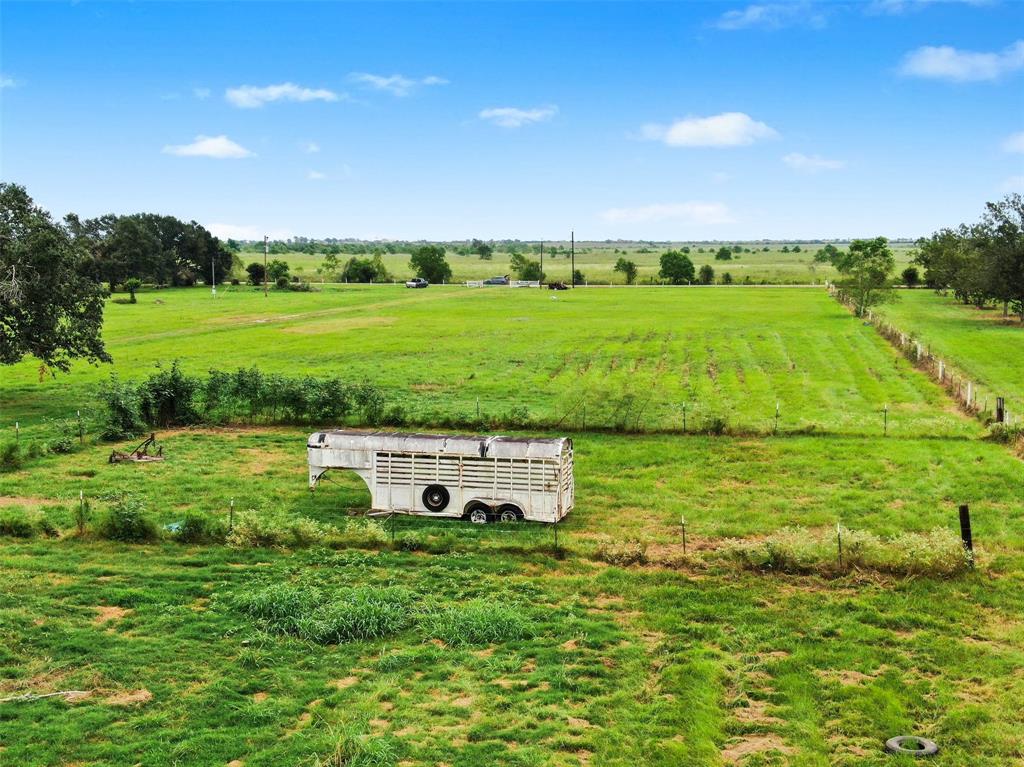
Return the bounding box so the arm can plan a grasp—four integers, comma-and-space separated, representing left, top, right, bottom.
820, 236, 895, 316
471, 239, 494, 260
613, 257, 638, 284
510, 253, 544, 281
321, 252, 340, 279
659, 250, 695, 284
721, 272, 733, 285
572, 269, 585, 286
267, 259, 290, 282
901, 266, 920, 288
715, 247, 733, 261
980, 193, 1024, 322
792, 245, 802, 253
124, 277, 142, 303
245, 262, 266, 286
341, 255, 390, 283
814, 244, 843, 263
409, 245, 451, 284
0, 183, 111, 372
698, 264, 715, 284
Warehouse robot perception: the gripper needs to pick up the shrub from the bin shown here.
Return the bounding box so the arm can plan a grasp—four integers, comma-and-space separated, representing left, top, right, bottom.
226, 510, 335, 549
342, 517, 390, 547
94, 496, 159, 542
0, 508, 39, 537
97, 375, 146, 440
173, 512, 227, 544
422, 599, 532, 646
139, 360, 200, 427
0, 441, 24, 472
594, 537, 648, 566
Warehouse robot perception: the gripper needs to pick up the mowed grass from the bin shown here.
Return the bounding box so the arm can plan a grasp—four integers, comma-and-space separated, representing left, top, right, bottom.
1, 285, 976, 437
877, 290, 1024, 420
273, 242, 918, 285
2, 539, 1023, 766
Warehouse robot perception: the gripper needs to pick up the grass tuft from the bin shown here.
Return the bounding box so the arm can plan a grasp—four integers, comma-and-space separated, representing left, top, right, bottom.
422, 599, 533, 647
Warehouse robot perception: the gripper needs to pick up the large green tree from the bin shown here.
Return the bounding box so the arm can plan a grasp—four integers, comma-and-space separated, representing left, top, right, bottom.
613, 257, 638, 284
658, 250, 695, 284
821, 236, 895, 316
409, 245, 452, 283
0, 183, 111, 371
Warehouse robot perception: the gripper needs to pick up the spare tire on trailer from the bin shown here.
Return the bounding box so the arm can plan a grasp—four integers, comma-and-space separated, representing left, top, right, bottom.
422, 484, 450, 512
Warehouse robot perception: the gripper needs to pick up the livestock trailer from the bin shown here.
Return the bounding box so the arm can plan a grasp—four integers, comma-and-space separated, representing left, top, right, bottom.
307, 430, 574, 523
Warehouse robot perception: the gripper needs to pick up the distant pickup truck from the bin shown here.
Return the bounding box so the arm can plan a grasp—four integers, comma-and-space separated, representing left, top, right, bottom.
405, 278, 429, 289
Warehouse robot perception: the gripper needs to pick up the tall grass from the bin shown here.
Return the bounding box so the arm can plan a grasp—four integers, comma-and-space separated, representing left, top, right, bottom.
421, 599, 533, 646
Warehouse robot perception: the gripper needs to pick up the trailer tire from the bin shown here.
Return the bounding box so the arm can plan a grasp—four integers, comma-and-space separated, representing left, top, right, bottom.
497, 505, 522, 523
422, 485, 450, 512
465, 504, 490, 524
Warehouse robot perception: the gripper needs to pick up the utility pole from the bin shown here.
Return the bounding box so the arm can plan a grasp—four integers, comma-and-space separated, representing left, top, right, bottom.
263, 234, 269, 297
570, 230, 575, 287
211, 253, 217, 297
539, 240, 544, 283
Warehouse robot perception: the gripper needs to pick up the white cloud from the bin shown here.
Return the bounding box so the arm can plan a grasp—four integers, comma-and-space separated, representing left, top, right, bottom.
868, 0, 990, 14
349, 73, 449, 96
193, 87, 211, 99
600, 202, 736, 225
207, 223, 294, 241
225, 82, 340, 108
307, 170, 327, 180
161, 134, 253, 159
0, 74, 17, 89
1001, 131, 1024, 153
479, 105, 559, 128
640, 112, 779, 147
1000, 175, 1024, 192
301, 140, 321, 154
899, 40, 1024, 82
782, 152, 846, 172
713, 2, 827, 30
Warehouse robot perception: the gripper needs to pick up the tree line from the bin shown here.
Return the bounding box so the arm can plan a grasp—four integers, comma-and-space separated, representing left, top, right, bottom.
914, 194, 1024, 321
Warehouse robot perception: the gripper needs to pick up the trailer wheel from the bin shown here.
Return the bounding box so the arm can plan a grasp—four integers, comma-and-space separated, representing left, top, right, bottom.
422, 485, 450, 512
497, 505, 522, 523
467, 505, 490, 524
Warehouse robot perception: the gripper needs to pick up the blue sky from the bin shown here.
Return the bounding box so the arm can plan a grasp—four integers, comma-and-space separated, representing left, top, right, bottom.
2, 1, 1023, 241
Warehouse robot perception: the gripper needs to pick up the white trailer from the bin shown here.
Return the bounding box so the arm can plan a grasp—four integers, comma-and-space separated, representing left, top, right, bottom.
307, 430, 574, 523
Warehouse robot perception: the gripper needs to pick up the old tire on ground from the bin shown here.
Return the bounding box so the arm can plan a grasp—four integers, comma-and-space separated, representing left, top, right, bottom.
422, 485, 450, 513
884, 737, 938, 757
497, 505, 522, 523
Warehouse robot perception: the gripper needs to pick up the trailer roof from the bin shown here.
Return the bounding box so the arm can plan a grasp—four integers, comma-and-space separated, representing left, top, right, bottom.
309, 429, 571, 460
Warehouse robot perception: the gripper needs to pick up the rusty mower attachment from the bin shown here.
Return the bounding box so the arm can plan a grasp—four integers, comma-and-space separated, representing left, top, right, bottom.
109, 433, 165, 464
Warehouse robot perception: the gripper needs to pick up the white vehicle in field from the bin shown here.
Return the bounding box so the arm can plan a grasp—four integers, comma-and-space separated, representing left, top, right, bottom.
307, 430, 574, 523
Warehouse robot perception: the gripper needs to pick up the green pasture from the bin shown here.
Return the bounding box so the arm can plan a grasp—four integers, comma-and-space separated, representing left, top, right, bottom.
264, 242, 917, 286
876, 290, 1024, 421
0, 285, 975, 438
2, 280, 1023, 767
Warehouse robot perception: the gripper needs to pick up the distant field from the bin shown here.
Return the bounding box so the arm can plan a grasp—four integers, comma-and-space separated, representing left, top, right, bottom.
876, 290, 1024, 421
250, 242, 918, 285
2, 285, 972, 437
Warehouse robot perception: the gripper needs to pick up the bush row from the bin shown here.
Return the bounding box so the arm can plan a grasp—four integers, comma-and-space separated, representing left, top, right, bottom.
97, 362, 400, 439
232, 583, 533, 646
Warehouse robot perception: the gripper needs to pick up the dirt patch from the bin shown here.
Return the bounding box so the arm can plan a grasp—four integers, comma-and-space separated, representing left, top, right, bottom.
817, 667, 884, 686
567, 716, 592, 729
227, 761, 245, 767
104, 688, 152, 706
331, 676, 359, 690
561, 639, 579, 650
721, 734, 793, 764
732, 698, 782, 725
0, 496, 56, 508
473, 647, 495, 658
252, 692, 268, 703
451, 695, 473, 708
93, 606, 132, 625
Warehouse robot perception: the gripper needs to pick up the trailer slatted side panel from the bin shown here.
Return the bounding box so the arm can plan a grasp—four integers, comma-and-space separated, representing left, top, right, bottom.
376, 453, 559, 493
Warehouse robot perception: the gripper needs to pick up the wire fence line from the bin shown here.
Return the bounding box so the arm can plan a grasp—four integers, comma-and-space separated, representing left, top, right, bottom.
828, 284, 1019, 427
